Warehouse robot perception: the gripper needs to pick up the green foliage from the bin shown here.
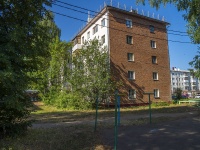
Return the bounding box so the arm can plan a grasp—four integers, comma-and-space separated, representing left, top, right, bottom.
151, 101, 170, 107
175, 88, 182, 100
0, 0, 55, 137
189, 48, 200, 78
71, 40, 115, 104
43, 92, 92, 110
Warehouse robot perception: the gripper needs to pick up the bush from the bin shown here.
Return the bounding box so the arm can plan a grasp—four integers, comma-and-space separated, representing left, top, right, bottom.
43, 92, 92, 110
0, 95, 32, 138
151, 101, 170, 107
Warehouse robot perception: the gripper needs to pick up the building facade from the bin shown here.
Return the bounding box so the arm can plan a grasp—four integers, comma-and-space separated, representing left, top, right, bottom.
171, 67, 200, 97
72, 5, 171, 104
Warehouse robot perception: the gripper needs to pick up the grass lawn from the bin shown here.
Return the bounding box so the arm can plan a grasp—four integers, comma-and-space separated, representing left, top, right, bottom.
0, 102, 199, 150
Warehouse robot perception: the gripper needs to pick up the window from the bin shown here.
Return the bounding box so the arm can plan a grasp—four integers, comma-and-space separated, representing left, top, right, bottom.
101, 35, 105, 44
93, 25, 98, 34
153, 72, 158, 80
151, 40, 156, 48
128, 71, 135, 80
154, 89, 159, 98
82, 36, 84, 44
87, 31, 90, 39
149, 25, 155, 33
126, 19, 132, 28
128, 89, 136, 99
127, 53, 134, 61
127, 35, 133, 44
152, 56, 157, 64
101, 19, 105, 27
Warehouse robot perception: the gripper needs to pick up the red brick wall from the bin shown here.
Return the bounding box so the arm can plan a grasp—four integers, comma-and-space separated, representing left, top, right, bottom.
108, 8, 171, 104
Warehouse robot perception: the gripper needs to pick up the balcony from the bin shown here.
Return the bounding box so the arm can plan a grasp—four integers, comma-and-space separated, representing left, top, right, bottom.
72, 44, 82, 52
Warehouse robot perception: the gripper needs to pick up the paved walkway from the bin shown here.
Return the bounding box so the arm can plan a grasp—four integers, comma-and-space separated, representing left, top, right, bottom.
101, 114, 200, 150
32, 111, 198, 128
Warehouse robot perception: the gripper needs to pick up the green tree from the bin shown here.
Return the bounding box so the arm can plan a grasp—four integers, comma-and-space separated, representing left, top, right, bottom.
71, 40, 114, 104
189, 49, 200, 77
137, 0, 200, 44
0, 0, 55, 137
175, 88, 182, 100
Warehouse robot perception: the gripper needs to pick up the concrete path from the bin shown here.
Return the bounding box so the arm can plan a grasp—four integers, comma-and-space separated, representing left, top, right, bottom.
101, 115, 200, 150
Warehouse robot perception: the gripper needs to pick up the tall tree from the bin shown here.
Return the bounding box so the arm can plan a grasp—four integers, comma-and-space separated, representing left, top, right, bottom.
71, 40, 114, 103
0, 0, 55, 137
137, 0, 200, 44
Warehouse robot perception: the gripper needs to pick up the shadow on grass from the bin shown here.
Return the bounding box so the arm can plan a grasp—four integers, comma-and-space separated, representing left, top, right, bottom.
30, 103, 199, 123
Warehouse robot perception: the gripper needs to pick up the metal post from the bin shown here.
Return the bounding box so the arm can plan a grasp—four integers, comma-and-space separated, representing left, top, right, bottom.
114, 89, 118, 150
94, 95, 98, 132
148, 94, 152, 124
117, 95, 120, 126
144, 92, 154, 124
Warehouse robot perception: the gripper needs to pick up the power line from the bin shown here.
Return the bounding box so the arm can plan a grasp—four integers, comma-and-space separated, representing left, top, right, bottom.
52, 2, 188, 37
54, 0, 188, 35
50, 10, 192, 44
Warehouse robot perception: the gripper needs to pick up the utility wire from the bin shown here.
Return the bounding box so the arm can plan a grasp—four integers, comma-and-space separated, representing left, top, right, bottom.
50, 10, 192, 44
54, 0, 188, 35
52, 2, 188, 37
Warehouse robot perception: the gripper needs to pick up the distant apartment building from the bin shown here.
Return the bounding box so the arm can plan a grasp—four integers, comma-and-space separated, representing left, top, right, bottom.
72, 4, 171, 104
171, 67, 200, 97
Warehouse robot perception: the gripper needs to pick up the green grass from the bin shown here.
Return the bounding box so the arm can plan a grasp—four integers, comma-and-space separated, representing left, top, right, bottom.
0, 101, 199, 150
0, 125, 105, 150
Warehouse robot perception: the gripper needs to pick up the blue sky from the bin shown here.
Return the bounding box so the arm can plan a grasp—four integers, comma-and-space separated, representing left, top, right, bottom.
50, 0, 199, 70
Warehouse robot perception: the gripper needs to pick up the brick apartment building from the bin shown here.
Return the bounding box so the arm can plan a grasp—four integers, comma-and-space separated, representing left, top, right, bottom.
72, 5, 171, 104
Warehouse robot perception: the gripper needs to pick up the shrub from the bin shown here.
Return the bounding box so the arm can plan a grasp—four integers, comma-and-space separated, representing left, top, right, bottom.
151, 101, 170, 107
43, 92, 92, 110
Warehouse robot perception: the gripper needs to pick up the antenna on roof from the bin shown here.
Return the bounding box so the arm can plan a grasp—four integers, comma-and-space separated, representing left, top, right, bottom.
87, 11, 92, 23
124, 4, 126, 10
118, 2, 120, 8
142, 10, 144, 15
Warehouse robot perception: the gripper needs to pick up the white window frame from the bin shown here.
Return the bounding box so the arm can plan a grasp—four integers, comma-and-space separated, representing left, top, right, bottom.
128, 89, 136, 100
127, 35, 133, 44
127, 53, 134, 61
153, 72, 158, 80
101, 35, 105, 44
82, 36, 84, 44
128, 71, 135, 80
93, 25, 98, 34
87, 31, 90, 39
154, 89, 159, 98
126, 19, 132, 28
151, 40, 156, 48
152, 56, 157, 64
101, 18, 105, 27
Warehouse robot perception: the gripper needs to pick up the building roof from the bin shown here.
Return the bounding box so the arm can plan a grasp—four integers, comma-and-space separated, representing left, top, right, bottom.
72, 5, 169, 41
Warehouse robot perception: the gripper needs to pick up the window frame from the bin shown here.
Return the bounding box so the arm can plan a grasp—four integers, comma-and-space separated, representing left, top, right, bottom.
87, 31, 90, 39
154, 89, 160, 98
101, 35, 105, 44
82, 36, 84, 44
153, 72, 158, 80
93, 25, 98, 34
152, 56, 157, 64
151, 40, 156, 48
101, 18, 105, 27
126, 19, 132, 28
127, 53, 134, 61
127, 35, 133, 44
149, 25, 155, 33
128, 89, 136, 100
128, 71, 135, 80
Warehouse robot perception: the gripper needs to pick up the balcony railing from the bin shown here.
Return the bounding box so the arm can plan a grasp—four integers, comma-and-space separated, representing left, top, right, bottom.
72, 44, 82, 52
